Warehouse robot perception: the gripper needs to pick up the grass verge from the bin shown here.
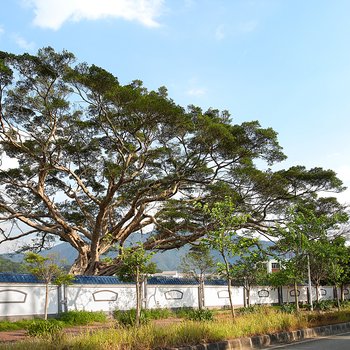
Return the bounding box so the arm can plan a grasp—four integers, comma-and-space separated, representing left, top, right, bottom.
1, 307, 350, 349
0, 310, 107, 332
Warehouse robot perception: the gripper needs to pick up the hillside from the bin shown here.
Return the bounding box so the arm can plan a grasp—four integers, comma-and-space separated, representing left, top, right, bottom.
1, 240, 274, 273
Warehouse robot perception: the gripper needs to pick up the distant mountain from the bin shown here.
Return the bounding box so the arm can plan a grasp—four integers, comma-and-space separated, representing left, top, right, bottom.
1, 242, 190, 271
1, 240, 275, 273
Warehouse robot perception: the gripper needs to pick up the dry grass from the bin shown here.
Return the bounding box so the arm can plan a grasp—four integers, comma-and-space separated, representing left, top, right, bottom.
1, 306, 349, 350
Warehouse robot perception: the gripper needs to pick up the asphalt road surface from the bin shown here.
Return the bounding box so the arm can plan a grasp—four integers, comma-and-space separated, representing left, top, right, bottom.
267, 331, 350, 349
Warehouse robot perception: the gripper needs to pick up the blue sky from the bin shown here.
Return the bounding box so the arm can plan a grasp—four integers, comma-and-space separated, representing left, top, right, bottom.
1, 0, 350, 205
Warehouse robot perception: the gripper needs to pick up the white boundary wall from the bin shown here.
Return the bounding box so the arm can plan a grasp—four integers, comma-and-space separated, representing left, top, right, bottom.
65, 284, 136, 313
0, 281, 349, 320
204, 285, 244, 308
0, 283, 58, 319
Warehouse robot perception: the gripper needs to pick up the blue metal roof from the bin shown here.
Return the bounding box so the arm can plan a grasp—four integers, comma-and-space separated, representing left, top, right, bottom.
0, 273, 227, 286
148, 276, 198, 285
147, 276, 227, 286
72, 275, 132, 285
0, 273, 41, 283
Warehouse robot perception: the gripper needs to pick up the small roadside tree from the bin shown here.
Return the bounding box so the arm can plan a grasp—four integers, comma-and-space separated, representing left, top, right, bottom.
325, 237, 350, 309
231, 250, 269, 307
179, 245, 216, 309
115, 244, 156, 327
201, 198, 256, 319
24, 252, 73, 320
272, 201, 348, 311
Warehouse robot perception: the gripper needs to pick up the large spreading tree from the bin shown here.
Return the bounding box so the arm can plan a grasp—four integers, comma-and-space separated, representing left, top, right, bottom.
0, 47, 346, 275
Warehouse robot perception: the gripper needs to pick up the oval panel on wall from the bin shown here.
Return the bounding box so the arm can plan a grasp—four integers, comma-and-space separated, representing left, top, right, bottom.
164, 290, 183, 300
92, 290, 118, 302
258, 289, 269, 298
0, 289, 27, 303
289, 290, 300, 297
217, 290, 229, 299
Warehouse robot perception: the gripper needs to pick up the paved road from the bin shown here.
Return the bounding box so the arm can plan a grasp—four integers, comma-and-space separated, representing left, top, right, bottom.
267, 331, 350, 349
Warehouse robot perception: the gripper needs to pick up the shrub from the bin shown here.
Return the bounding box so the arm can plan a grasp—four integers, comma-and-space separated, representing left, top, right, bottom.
142, 308, 173, 320
187, 309, 214, 321
340, 300, 350, 309
0, 320, 34, 331
58, 310, 107, 325
238, 305, 261, 315
313, 300, 334, 311
26, 319, 63, 338
114, 309, 150, 327
279, 303, 296, 314
173, 307, 193, 318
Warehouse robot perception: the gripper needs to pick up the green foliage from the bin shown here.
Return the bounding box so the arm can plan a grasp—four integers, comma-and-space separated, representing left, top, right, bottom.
271, 202, 349, 311
5, 308, 350, 350
238, 305, 262, 315
26, 319, 63, 338
24, 252, 73, 320
186, 308, 214, 321
200, 197, 257, 318
179, 245, 216, 281
24, 253, 73, 285
0, 47, 346, 276
115, 243, 157, 327
142, 308, 173, 320
313, 300, 335, 311
278, 304, 297, 314
116, 244, 156, 283
0, 319, 34, 331
0, 312, 107, 334
114, 309, 150, 327
0, 257, 28, 273
231, 249, 269, 288
172, 307, 194, 318
57, 310, 107, 325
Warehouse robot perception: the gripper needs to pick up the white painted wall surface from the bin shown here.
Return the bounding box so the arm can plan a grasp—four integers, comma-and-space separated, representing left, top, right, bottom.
1, 282, 349, 319
249, 286, 279, 305
147, 285, 198, 309
316, 286, 334, 301
204, 285, 244, 308
0, 283, 58, 318
281, 286, 308, 303
65, 285, 136, 312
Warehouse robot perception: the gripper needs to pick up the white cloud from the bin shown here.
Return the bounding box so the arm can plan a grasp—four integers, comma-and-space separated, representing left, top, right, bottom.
215, 24, 225, 41
187, 87, 207, 97
12, 34, 35, 51
0, 26, 4, 35
238, 20, 258, 33
25, 0, 164, 30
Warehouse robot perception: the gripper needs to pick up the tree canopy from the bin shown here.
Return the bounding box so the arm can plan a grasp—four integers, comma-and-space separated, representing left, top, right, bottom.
0, 47, 346, 275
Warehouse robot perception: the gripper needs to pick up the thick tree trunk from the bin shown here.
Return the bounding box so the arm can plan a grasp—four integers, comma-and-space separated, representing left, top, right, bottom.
69, 248, 104, 275
69, 253, 90, 275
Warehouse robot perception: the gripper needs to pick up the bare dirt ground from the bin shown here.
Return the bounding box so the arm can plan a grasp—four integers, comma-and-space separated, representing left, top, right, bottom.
0, 329, 26, 343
